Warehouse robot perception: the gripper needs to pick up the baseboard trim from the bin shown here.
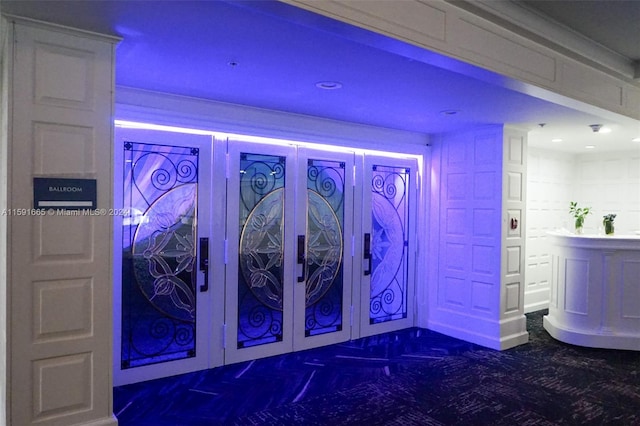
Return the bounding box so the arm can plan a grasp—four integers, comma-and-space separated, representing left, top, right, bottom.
77, 415, 119, 426
524, 300, 549, 313
427, 314, 529, 350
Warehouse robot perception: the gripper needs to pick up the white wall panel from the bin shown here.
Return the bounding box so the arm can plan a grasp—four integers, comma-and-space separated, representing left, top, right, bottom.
471, 280, 493, 314
501, 130, 527, 340
621, 260, 640, 319
0, 17, 10, 424
574, 150, 640, 234
453, 17, 557, 84
472, 208, 494, 237
444, 276, 467, 309
35, 215, 93, 261
34, 122, 95, 175
445, 243, 466, 271
32, 353, 92, 420
472, 244, 494, 275
332, 0, 447, 45
7, 19, 117, 426
445, 207, 466, 235
506, 246, 521, 275
564, 258, 589, 315
473, 171, 496, 199
560, 61, 624, 109
505, 282, 521, 313
525, 148, 574, 312
508, 136, 524, 164
428, 126, 527, 350
33, 278, 93, 342
474, 134, 499, 164
34, 43, 95, 110
507, 172, 522, 201
630, 158, 640, 179
447, 173, 467, 200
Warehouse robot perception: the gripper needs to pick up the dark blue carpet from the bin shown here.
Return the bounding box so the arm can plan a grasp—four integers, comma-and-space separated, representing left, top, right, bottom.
114, 310, 640, 425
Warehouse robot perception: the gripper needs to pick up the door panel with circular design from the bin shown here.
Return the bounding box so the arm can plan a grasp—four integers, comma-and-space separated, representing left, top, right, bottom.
113, 127, 223, 386
359, 155, 417, 338
225, 143, 296, 364
294, 148, 354, 351
225, 143, 356, 363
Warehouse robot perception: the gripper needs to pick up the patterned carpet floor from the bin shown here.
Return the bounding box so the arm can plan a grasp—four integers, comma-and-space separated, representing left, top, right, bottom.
114, 310, 640, 425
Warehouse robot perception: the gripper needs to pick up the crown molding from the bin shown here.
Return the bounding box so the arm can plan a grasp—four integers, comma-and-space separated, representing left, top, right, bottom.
446, 0, 636, 82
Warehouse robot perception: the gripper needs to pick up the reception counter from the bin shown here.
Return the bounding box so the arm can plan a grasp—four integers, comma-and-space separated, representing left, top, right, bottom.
544, 231, 640, 351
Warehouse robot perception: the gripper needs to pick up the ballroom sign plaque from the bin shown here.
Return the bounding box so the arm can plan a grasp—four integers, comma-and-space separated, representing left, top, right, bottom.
33, 177, 97, 210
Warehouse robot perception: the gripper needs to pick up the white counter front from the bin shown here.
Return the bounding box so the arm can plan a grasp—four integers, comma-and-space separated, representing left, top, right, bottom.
545, 231, 640, 351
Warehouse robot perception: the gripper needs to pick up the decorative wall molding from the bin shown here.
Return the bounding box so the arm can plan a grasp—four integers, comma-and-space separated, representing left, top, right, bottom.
284, 0, 640, 121
5, 19, 117, 426
452, 0, 636, 80
427, 125, 527, 350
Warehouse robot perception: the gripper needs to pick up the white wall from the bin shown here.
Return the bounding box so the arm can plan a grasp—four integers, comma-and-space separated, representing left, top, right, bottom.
525, 148, 575, 312
0, 16, 9, 424
427, 125, 528, 350
6, 19, 118, 426
525, 147, 640, 312
573, 150, 640, 234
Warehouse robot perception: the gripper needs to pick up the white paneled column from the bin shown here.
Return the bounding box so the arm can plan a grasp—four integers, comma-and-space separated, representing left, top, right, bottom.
427, 125, 528, 350
501, 128, 529, 344
4, 18, 117, 426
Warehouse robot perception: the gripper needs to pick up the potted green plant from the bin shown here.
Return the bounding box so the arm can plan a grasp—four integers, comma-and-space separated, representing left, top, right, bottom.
603, 213, 616, 235
569, 201, 591, 234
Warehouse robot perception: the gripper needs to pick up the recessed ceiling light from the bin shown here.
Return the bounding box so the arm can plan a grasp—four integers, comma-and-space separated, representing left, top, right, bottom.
315, 81, 342, 90
551, 138, 563, 142
632, 137, 640, 142
585, 145, 596, 149
599, 126, 612, 134
440, 109, 460, 116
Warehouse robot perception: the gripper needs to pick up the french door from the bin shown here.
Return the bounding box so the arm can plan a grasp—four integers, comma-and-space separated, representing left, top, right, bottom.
359, 155, 417, 337
113, 128, 418, 381
113, 128, 224, 386
224, 142, 356, 363
293, 147, 355, 351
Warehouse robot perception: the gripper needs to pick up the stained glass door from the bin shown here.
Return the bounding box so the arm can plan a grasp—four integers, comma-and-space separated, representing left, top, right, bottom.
293, 148, 354, 351
359, 155, 417, 337
113, 127, 223, 385
224, 141, 296, 364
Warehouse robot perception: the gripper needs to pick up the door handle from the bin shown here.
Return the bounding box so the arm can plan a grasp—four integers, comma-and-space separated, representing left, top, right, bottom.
363, 233, 372, 276
199, 237, 209, 292
297, 234, 306, 282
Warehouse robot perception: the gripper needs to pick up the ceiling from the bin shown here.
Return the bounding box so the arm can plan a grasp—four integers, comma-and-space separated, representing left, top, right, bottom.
1, 0, 639, 153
